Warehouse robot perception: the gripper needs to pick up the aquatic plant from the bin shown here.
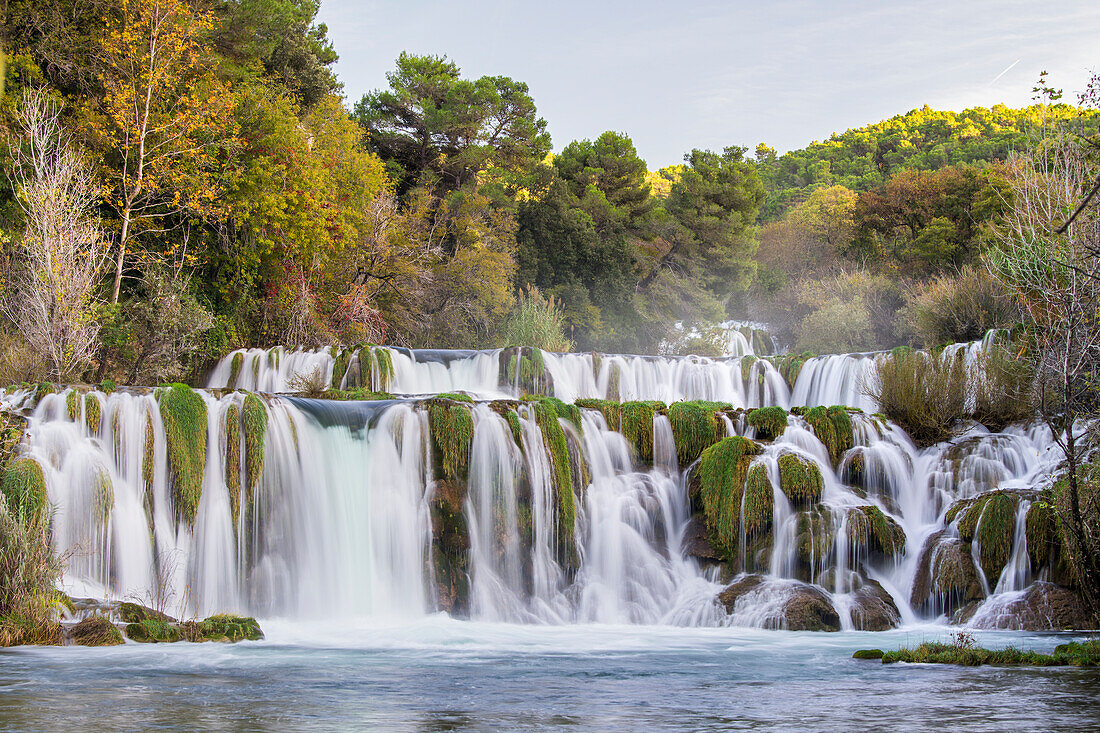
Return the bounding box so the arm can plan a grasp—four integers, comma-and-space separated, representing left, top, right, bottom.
746, 406, 787, 441
242, 394, 267, 503
65, 389, 78, 421
1, 458, 47, 524
847, 505, 905, 557
84, 394, 101, 433
620, 401, 666, 463
224, 404, 241, 527
125, 619, 182, 643
576, 398, 622, 431
196, 614, 264, 642
228, 352, 243, 389
877, 639, 1100, 666
428, 397, 474, 481
742, 462, 773, 536
696, 436, 761, 561
777, 453, 823, 504
331, 348, 351, 389
158, 383, 207, 527
667, 401, 727, 465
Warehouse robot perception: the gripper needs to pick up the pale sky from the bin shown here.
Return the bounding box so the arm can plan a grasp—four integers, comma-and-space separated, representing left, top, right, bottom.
316, 0, 1100, 169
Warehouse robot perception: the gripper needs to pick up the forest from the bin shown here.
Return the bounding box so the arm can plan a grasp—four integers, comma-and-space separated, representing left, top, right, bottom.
0, 0, 1099, 384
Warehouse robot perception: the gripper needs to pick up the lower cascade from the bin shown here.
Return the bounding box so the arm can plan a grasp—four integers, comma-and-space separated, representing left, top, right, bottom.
5, 379, 1080, 631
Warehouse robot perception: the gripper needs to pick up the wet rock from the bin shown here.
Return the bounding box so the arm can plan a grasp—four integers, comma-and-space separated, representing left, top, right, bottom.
118, 601, 176, 625
848, 579, 901, 631
910, 533, 984, 613
853, 648, 884, 659
195, 614, 264, 642
966, 582, 1091, 631
718, 575, 841, 632
67, 616, 124, 646
682, 515, 722, 563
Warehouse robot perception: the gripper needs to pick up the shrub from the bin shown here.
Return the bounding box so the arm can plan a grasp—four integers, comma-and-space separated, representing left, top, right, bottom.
0, 502, 63, 647
902, 265, 1017, 348
503, 285, 573, 352
287, 366, 329, 397
971, 344, 1035, 430
1, 458, 47, 524
865, 349, 967, 447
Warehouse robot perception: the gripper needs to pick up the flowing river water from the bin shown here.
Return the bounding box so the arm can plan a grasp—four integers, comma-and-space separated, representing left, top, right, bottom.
1, 335, 1097, 731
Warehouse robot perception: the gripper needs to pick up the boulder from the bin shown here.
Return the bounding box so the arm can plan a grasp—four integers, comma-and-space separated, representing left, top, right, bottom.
67, 616, 124, 646
682, 514, 722, 563
848, 579, 901, 631
910, 533, 984, 613
719, 575, 841, 631
967, 582, 1092, 631
117, 601, 176, 624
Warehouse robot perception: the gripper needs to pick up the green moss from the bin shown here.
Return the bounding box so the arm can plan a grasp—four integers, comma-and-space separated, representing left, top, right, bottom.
504, 409, 524, 446
224, 404, 241, 528
667, 401, 727, 465
33, 382, 56, 403
65, 390, 78, 421
620, 401, 666, 463
534, 400, 577, 551
531, 397, 582, 433
324, 388, 395, 401
606, 361, 621, 401
798, 507, 836, 564
197, 614, 263, 642
747, 406, 788, 441
1, 457, 47, 523
158, 384, 208, 527
251, 355, 260, 383
331, 348, 352, 389
827, 406, 853, 458
84, 394, 101, 433
853, 648, 884, 660
428, 398, 475, 481
740, 355, 758, 382
842, 450, 866, 487
778, 453, 824, 505
99, 379, 116, 394
848, 505, 906, 557
125, 619, 182, 643
142, 411, 155, 490
435, 392, 474, 403
881, 639, 1100, 667
576, 399, 622, 431
974, 493, 1020, 583
802, 406, 853, 466
228, 352, 243, 389
742, 462, 773, 536
695, 436, 762, 562
242, 394, 267, 505
1025, 500, 1054, 568
359, 346, 395, 390
93, 467, 113, 522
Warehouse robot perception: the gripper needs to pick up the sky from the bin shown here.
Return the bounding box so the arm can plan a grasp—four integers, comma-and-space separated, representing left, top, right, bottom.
316, 0, 1100, 169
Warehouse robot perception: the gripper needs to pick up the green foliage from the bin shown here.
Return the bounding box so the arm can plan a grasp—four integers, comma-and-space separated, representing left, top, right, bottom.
125, 619, 183, 643
742, 462, 773, 536
427, 398, 474, 481
666, 401, 726, 465
242, 394, 267, 503
533, 400, 576, 549
359, 347, 395, 391
84, 394, 101, 432
224, 404, 241, 528
847, 505, 906, 557
197, 614, 264, 642
747, 406, 787, 441
879, 639, 1100, 666
695, 436, 762, 562
1025, 500, 1055, 568
503, 286, 573, 353
69, 617, 124, 646
228, 352, 244, 389
902, 265, 1018, 347
158, 384, 208, 527
740, 355, 758, 382
330, 348, 351, 388
575, 398, 622, 432
971, 344, 1035, 431
852, 648, 884, 660
65, 390, 78, 421
869, 350, 967, 447
777, 453, 823, 504
953, 492, 1020, 583
1, 458, 47, 524
619, 401, 666, 463
99, 379, 116, 394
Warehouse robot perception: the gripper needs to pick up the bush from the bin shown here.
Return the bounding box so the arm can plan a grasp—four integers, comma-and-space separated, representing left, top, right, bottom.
971, 344, 1035, 430
902, 265, 1017, 348
0, 502, 63, 647
865, 349, 967, 446
287, 366, 329, 397
503, 285, 573, 352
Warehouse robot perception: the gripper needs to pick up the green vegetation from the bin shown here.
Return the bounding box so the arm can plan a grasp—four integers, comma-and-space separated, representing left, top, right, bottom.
241, 394, 267, 503
1, 458, 47, 524
158, 384, 208, 527
951, 492, 1021, 583
427, 397, 475, 481
852, 648, 884, 660
65, 390, 78, 421
695, 436, 761, 562
777, 453, 824, 505
197, 614, 264, 642
666, 401, 727, 465
228, 353, 244, 389
742, 462, 773, 536
69, 617, 124, 646
503, 286, 573, 352
747, 406, 787, 441
576, 398, 622, 432
224, 404, 241, 527
872, 638, 1100, 666
868, 350, 967, 447
533, 399, 577, 549
801, 406, 853, 465
330, 348, 352, 389
0, 490, 63, 647
125, 619, 183, 643
848, 505, 906, 557
84, 394, 102, 432
619, 401, 666, 463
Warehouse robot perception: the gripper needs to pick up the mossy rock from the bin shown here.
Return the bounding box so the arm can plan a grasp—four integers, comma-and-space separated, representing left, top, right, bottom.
65, 389, 79, 421
619, 401, 666, 463
1025, 500, 1056, 568
125, 619, 183, 643
118, 602, 176, 625
427, 397, 474, 481
667, 401, 727, 465
33, 382, 57, 404
68, 617, 124, 646
951, 491, 1021, 583
849, 579, 901, 631
739, 355, 758, 382
746, 406, 787, 441
847, 505, 906, 557
853, 648, 884, 660
742, 462, 773, 536
777, 453, 823, 505
242, 394, 267, 503
1, 457, 47, 524
797, 507, 835, 565
533, 400, 577, 554
802, 406, 853, 466
197, 614, 264, 642
330, 348, 352, 389
576, 399, 622, 432
158, 384, 208, 527
695, 436, 762, 563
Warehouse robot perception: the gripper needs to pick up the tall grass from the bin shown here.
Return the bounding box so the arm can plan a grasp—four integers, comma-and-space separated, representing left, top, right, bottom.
503, 286, 573, 352
865, 349, 968, 447
0, 502, 63, 646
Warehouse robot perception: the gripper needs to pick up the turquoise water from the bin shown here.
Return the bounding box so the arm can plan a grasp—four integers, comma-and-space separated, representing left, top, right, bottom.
1, 620, 1097, 732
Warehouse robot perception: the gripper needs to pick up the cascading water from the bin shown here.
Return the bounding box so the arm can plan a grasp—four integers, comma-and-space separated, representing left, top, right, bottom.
6, 330, 1079, 632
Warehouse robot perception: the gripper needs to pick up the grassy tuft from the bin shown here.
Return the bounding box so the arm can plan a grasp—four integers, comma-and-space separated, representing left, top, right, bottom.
1, 458, 47, 524
742, 462, 773, 536
867, 349, 967, 447
427, 397, 475, 481
242, 394, 267, 504
224, 404, 241, 528
747, 406, 788, 441
620, 401, 666, 463
667, 401, 727, 465
777, 453, 824, 504
696, 436, 762, 563
228, 352, 243, 389
158, 384, 208, 527
84, 394, 101, 432
848, 505, 906, 557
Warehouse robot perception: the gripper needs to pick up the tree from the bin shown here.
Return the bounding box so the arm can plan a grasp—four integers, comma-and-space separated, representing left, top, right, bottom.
89, 0, 237, 304
353, 53, 551, 195
4, 89, 107, 379
554, 131, 653, 229
988, 128, 1100, 620
643, 146, 765, 296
